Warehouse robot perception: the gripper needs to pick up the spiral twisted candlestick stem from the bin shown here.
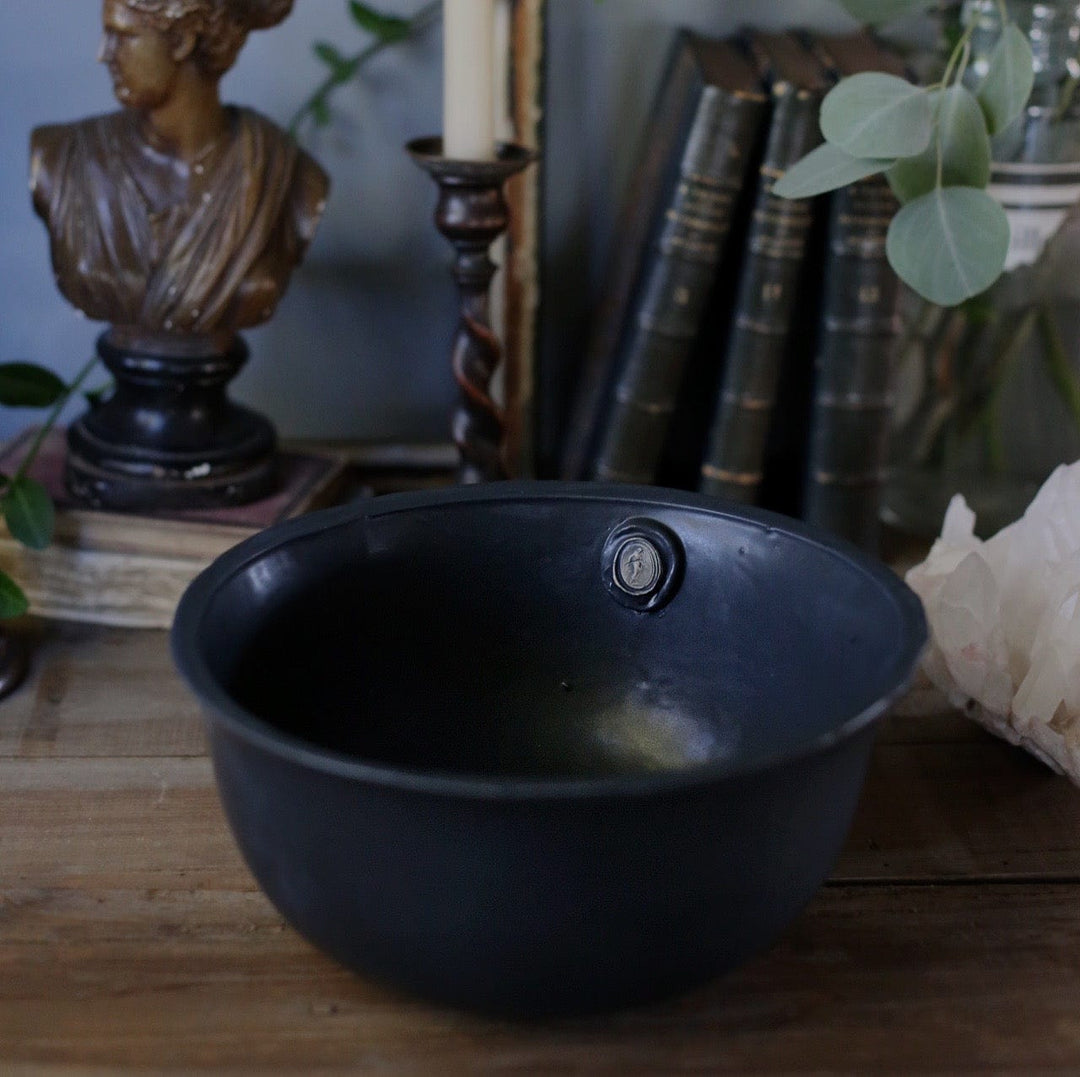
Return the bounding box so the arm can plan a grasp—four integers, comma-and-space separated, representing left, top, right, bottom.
408, 138, 536, 483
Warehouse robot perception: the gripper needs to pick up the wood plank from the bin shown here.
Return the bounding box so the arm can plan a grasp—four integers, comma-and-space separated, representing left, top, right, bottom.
836, 737, 1080, 882
0, 758, 249, 893
2, 740, 1078, 924
2, 884, 1080, 1072
2, 618, 1080, 1070
0, 621, 204, 759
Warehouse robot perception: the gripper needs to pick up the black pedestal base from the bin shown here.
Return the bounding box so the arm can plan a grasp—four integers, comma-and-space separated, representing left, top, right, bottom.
65, 333, 279, 512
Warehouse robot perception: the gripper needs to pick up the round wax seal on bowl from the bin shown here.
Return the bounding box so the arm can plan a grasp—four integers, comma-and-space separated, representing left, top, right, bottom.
602, 517, 684, 611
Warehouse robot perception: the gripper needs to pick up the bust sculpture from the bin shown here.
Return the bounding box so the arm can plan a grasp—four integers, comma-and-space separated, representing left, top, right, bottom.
30, 0, 330, 510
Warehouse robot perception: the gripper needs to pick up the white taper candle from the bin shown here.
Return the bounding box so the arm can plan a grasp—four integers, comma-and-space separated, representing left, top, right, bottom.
443, 0, 496, 160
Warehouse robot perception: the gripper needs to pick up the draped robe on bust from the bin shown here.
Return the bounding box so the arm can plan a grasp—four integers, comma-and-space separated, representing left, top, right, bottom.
37, 106, 314, 335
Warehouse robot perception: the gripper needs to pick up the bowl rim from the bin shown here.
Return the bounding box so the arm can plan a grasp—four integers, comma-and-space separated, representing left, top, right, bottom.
171, 480, 928, 800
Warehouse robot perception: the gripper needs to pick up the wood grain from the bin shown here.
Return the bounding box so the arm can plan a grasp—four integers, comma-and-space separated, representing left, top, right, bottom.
3, 885, 1080, 1072
3, 619, 1080, 1071
0, 622, 203, 758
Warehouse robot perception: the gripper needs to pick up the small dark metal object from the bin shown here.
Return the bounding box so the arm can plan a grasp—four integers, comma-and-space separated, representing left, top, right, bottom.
407, 137, 536, 483
0, 629, 28, 701
172, 483, 926, 1017
65, 332, 277, 511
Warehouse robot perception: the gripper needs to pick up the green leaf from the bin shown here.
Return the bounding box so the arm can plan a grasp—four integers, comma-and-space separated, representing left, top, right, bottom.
0, 362, 68, 408
0, 569, 28, 620
314, 41, 344, 66
886, 160, 933, 205
886, 187, 1010, 305
977, 24, 1036, 136
886, 86, 991, 203
313, 42, 358, 81
774, 141, 895, 199
836, 0, 937, 24
821, 73, 934, 160
348, 2, 411, 43
2, 476, 55, 551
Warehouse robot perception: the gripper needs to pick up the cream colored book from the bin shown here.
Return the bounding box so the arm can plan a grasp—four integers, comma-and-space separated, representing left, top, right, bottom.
0, 428, 351, 629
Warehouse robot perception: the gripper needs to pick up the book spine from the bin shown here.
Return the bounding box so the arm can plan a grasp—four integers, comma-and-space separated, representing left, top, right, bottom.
802, 175, 901, 551
558, 44, 698, 482
698, 83, 823, 503
592, 86, 767, 484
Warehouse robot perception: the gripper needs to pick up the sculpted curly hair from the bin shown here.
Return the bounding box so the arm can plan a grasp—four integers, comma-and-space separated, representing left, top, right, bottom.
122, 0, 295, 77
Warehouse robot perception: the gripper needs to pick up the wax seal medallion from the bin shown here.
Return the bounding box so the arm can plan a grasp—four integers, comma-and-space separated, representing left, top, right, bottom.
602, 518, 684, 611
613, 537, 662, 596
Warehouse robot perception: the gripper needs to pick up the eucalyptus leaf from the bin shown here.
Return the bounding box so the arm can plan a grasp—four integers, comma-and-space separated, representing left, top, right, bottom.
977, 24, 1036, 136
887, 86, 991, 203
836, 0, 937, 24
0, 569, 28, 620
774, 141, 894, 199
0, 362, 68, 408
821, 73, 934, 160
886, 187, 1010, 305
2, 477, 55, 551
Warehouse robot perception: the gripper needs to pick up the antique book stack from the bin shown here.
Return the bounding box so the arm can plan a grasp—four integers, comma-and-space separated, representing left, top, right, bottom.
0, 428, 354, 629
560, 32, 770, 485
564, 26, 906, 554
796, 31, 904, 551
697, 29, 831, 511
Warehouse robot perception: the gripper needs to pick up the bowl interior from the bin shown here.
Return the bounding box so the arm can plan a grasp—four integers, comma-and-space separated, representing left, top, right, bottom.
183, 490, 924, 781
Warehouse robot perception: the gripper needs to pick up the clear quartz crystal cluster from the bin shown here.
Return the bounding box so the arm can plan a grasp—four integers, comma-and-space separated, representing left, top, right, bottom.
907, 462, 1080, 782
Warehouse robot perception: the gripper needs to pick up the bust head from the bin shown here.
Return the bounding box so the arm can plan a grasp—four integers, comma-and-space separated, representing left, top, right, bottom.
100, 0, 295, 106
31, 0, 327, 343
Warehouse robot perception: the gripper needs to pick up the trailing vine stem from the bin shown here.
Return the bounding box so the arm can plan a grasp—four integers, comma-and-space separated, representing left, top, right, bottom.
289, 1, 441, 135
5, 355, 99, 492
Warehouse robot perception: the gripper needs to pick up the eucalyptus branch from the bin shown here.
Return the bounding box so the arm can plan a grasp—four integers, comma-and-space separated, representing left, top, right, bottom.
939, 19, 976, 90
775, 2, 1031, 306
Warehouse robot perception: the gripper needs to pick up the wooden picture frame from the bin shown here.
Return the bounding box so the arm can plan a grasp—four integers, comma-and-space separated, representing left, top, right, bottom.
493, 0, 545, 476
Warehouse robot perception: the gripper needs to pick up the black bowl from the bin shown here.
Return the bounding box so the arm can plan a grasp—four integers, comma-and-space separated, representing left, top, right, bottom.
171, 483, 926, 1017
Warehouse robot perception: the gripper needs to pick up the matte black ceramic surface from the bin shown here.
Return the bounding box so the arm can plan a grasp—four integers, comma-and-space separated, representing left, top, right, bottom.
171, 483, 927, 1016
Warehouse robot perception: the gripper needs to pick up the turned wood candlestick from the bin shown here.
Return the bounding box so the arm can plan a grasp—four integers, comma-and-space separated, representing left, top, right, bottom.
407, 137, 536, 484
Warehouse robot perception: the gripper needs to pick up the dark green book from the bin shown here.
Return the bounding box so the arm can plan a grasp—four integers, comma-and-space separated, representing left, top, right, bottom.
800, 30, 906, 552
560, 31, 708, 481
581, 33, 769, 485
698, 30, 831, 504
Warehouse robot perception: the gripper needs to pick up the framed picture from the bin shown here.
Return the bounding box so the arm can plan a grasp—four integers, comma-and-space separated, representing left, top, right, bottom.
493, 0, 545, 476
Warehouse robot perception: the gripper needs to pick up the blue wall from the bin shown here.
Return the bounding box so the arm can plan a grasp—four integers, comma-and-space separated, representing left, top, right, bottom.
0, 1, 855, 449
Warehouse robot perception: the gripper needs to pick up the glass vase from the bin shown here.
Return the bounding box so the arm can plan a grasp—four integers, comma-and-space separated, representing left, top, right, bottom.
882, 0, 1080, 537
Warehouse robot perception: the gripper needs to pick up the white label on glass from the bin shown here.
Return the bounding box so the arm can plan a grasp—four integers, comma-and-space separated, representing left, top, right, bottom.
988, 165, 1080, 270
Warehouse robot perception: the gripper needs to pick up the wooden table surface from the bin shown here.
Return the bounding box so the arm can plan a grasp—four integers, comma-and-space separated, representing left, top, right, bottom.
2, 618, 1080, 1074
